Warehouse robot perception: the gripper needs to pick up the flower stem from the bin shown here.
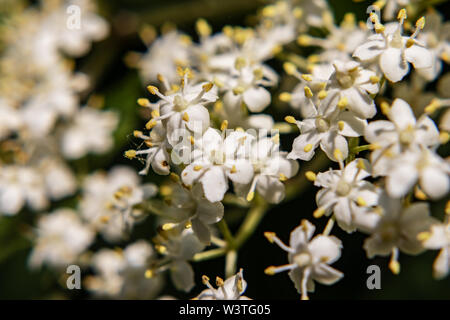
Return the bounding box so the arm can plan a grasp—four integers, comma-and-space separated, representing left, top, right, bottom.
225, 250, 238, 278
217, 219, 235, 247
193, 248, 227, 262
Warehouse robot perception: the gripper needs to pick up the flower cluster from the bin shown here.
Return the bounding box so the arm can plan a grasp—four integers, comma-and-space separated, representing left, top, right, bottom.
0, 0, 449, 300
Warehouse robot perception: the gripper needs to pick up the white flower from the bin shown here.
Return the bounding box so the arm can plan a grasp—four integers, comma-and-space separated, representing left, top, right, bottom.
353, 13, 432, 82
221, 60, 277, 113
29, 208, 94, 268
415, 11, 450, 81
364, 196, 438, 274
364, 99, 440, 176
313, 158, 380, 233
87, 240, 164, 299
160, 183, 224, 245
152, 228, 205, 292
234, 136, 299, 204
181, 128, 254, 202
195, 269, 251, 300
421, 212, 450, 279
61, 107, 118, 159
137, 31, 191, 84
40, 159, 77, 200
126, 122, 171, 175
80, 166, 157, 241
146, 71, 217, 146
327, 60, 380, 119
0, 166, 48, 215
287, 96, 367, 162
264, 220, 343, 300
385, 148, 450, 199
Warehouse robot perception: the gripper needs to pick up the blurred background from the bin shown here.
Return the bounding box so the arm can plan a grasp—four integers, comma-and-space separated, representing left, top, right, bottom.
0, 0, 449, 299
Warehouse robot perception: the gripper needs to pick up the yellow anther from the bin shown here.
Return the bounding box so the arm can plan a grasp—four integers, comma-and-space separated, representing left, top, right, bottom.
445, 200, 450, 215
151, 109, 160, 118
232, 86, 245, 95
304, 86, 313, 98
145, 119, 157, 130
356, 197, 367, 207
137, 98, 151, 107
162, 223, 177, 231
202, 82, 214, 92
147, 85, 159, 95
318, 90, 328, 100
374, 23, 385, 34
262, 5, 276, 17
301, 74, 313, 82
182, 112, 189, 122
246, 191, 255, 202
406, 38, 415, 48
285, 116, 297, 124
235, 57, 247, 70
424, 99, 441, 114
272, 133, 280, 144
133, 130, 143, 138
185, 221, 192, 229
155, 244, 167, 254
124, 150, 137, 159
220, 120, 228, 131
338, 121, 345, 131
283, 62, 297, 75
380, 101, 391, 116
305, 171, 317, 182
253, 68, 263, 80
202, 275, 210, 284
144, 141, 154, 147
370, 76, 380, 84
313, 207, 326, 218
194, 165, 203, 171
337, 97, 348, 109
279, 92, 292, 102
216, 277, 224, 287
303, 144, 313, 152
416, 17, 425, 30
373, 0, 386, 10
417, 231, 431, 242
307, 55, 320, 64
397, 9, 407, 21
230, 165, 237, 174
293, 7, 303, 18
189, 135, 195, 145
439, 132, 449, 145
214, 100, 223, 112
414, 186, 428, 200
100, 215, 110, 223
279, 173, 288, 182
196, 18, 212, 37
264, 231, 276, 243
264, 266, 277, 275
334, 148, 344, 161
144, 269, 154, 279
389, 260, 400, 275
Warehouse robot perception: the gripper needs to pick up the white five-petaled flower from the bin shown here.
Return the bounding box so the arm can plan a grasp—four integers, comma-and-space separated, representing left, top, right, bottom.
420, 210, 450, 279
353, 11, 432, 82
327, 60, 380, 119
287, 95, 367, 162
152, 228, 205, 292
29, 208, 94, 269
80, 166, 157, 242
264, 219, 343, 300
364, 98, 440, 176
160, 183, 224, 245
195, 269, 251, 300
313, 158, 380, 233
364, 196, 438, 274
181, 128, 254, 202
146, 70, 217, 147
234, 136, 299, 204
385, 148, 450, 199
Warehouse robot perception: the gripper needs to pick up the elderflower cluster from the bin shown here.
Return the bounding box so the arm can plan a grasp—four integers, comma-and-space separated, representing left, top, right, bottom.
0, 0, 449, 300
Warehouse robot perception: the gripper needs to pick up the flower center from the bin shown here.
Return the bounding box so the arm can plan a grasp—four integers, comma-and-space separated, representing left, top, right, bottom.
293, 252, 312, 268
315, 117, 329, 133
399, 125, 415, 145
210, 149, 226, 165
173, 95, 188, 111
336, 179, 351, 196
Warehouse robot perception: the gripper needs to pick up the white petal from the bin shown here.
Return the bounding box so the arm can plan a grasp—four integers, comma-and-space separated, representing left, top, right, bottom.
201, 166, 228, 202
185, 104, 210, 132
227, 160, 254, 184
333, 199, 355, 233
389, 98, 416, 129
308, 235, 342, 264
433, 248, 449, 280
320, 132, 348, 162
170, 260, 195, 292
312, 263, 344, 285
343, 88, 376, 119
256, 175, 285, 204
243, 87, 271, 112
337, 111, 368, 137
353, 40, 384, 61
379, 48, 409, 82
420, 166, 450, 200
386, 164, 418, 198
191, 218, 212, 244
288, 131, 321, 161
405, 45, 432, 70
